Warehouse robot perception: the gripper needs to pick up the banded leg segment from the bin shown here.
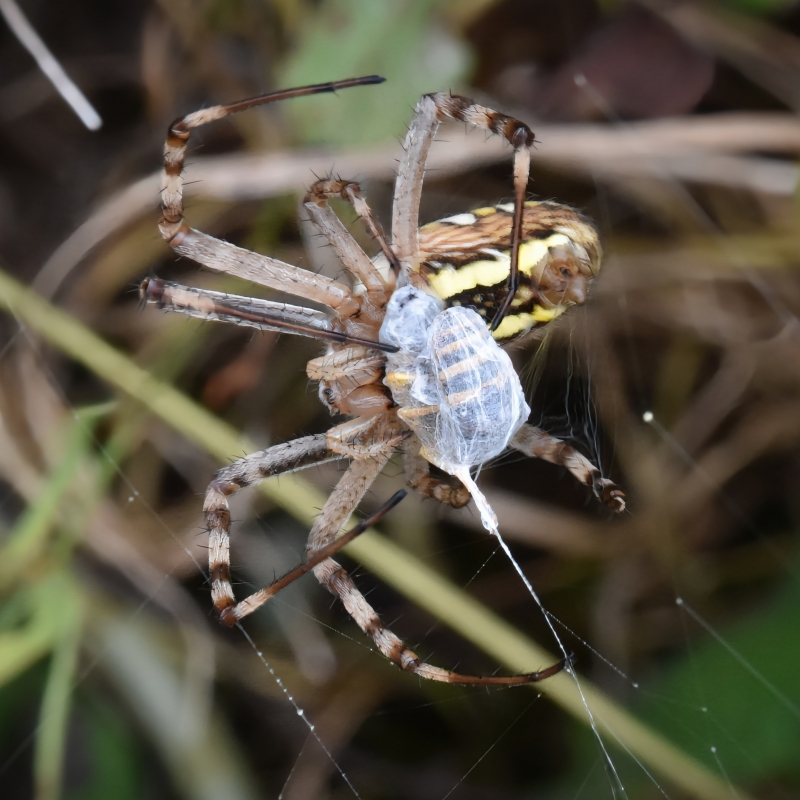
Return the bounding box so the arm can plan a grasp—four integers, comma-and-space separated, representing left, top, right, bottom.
167, 227, 360, 317
160, 75, 385, 240
160, 77, 386, 316
305, 179, 400, 289
311, 457, 566, 685
140, 278, 398, 353
141, 278, 330, 334
205, 434, 343, 623
392, 92, 535, 331
391, 94, 439, 262
217, 490, 408, 624
511, 425, 626, 512
403, 437, 470, 508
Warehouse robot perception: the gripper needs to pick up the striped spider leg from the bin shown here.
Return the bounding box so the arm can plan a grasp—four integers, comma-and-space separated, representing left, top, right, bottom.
159, 77, 388, 317
391, 92, 533, 331
151, 290, 568, 684
205, 487, 409, 616
391, 92, 626, 512
145, 76, 624, 687
511, 426, 626, 512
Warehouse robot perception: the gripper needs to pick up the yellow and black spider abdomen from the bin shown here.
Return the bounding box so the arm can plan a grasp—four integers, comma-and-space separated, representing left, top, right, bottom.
416, 201, 602, 343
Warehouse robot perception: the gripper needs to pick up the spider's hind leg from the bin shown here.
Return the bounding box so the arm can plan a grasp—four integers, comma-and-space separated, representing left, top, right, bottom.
510, 424, 626, 512
311, 457, 566, 686
205, 434, 344, 623
403, 437, 470, 508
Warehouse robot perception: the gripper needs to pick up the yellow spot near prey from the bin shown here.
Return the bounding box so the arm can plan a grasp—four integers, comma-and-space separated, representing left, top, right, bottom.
491, 306, 563, 340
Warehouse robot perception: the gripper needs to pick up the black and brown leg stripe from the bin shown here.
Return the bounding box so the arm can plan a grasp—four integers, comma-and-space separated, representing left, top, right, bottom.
313, 556, 567, 685
425, 93, 534, 331
204, 434, 342, 624
426, 93, 535, 150
309, 458, 566, 685
159, 76, 385, 242
511, 425, 626, 513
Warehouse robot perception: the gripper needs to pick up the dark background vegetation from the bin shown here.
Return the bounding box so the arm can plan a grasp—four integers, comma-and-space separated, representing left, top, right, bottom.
1, 0, 800, 798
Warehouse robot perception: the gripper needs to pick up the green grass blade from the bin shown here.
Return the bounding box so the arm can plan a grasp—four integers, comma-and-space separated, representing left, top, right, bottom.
0, 581, 62, 689
90, 612, 259, 800
33, 578, 83, 800
0, 408, 106, 589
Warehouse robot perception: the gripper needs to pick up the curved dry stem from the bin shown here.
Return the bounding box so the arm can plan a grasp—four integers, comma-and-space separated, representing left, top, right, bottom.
35, 112, 800, 297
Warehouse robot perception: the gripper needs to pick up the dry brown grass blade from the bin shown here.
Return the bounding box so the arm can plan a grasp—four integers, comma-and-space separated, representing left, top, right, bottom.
35, 111, 800, 298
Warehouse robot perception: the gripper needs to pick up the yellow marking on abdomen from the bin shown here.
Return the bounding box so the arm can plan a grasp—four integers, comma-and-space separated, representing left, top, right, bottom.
426, 235, 571, 300
427, 258, 509, 299
398, 405, 440, 422
434, 329, 487, 357
517, 236, 570, 275
491, 306, 564, 340
445, 371, 505, 407
385, 370, 414, 391
439, 351, 490, 381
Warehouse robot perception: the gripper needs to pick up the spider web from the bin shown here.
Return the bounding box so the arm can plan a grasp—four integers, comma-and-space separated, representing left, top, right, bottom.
375, 68, 800, 800
0, 328, 366, 799
473, 70, 800, 799
2, 231, 627, 800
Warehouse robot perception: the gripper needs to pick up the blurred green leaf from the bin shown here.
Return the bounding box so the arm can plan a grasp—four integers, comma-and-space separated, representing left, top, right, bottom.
0, 410, 104, 591
91, 614, 258, 800
280, 0, 471, 145
638, 577, 800, 783
569, 569, 800, 795
0, 577, 70, 690
720, 0, 796, 16
34, 579, 83, 800
65, 696, 142, 800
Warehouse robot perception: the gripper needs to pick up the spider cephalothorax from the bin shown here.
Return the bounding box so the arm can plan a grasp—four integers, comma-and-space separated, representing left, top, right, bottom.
143, 76, 624, 686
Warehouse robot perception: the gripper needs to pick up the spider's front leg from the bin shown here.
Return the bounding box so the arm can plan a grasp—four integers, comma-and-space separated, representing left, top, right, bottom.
304, 178, 401, 288
159, 78, 386, 317
392, 92, 533, 330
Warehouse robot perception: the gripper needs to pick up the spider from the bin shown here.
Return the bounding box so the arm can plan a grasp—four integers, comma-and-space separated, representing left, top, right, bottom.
142, 75, 625, 687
